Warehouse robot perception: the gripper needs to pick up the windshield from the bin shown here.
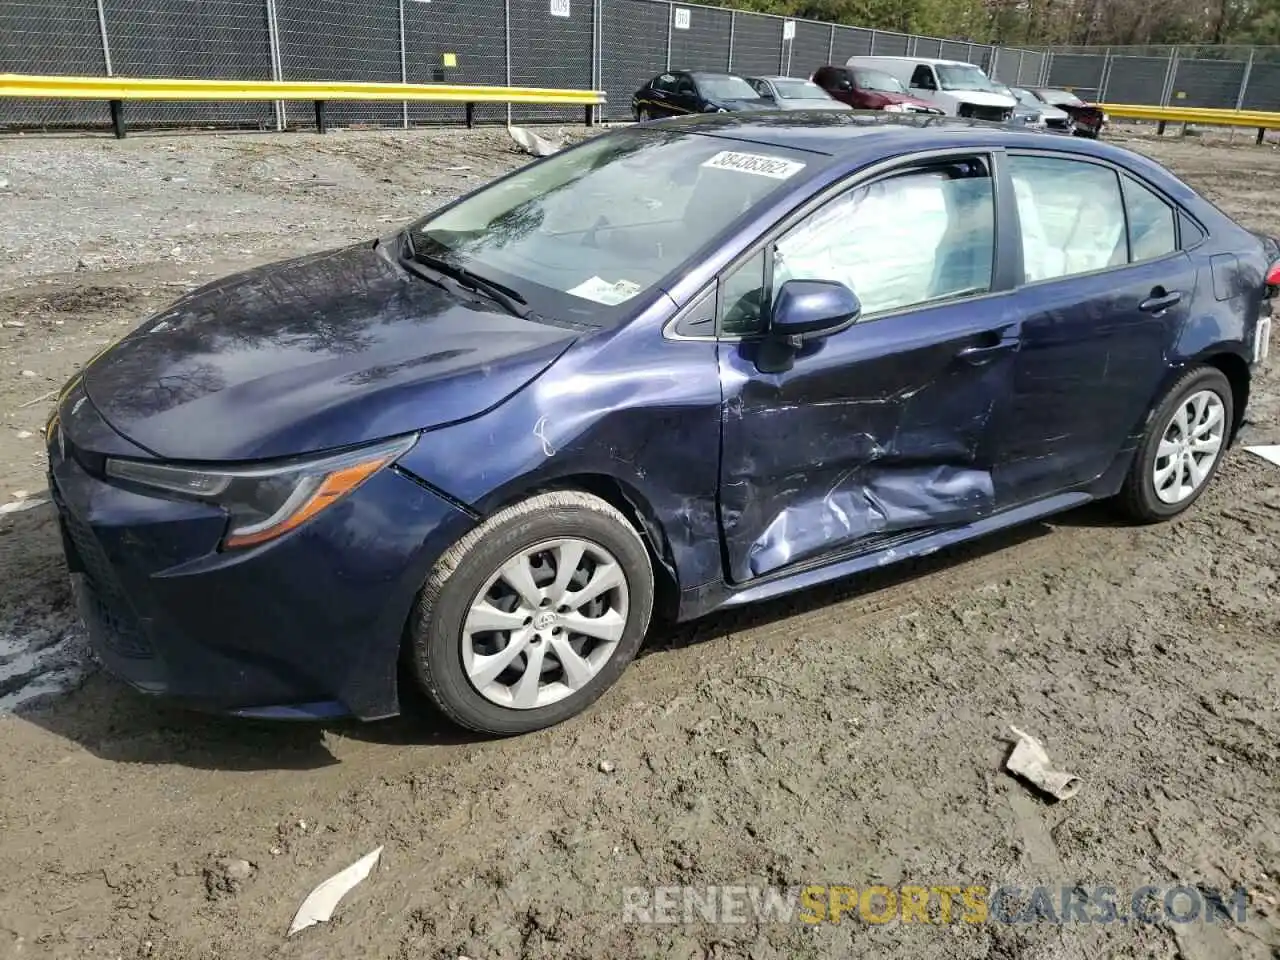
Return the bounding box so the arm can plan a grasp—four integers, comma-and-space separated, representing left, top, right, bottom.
698, 75, 760, 101
771, 79, 829, 100
408, 130, 816, 323
1041, 89, 1084, 106
935, 64, 998, 92
854, 69, 907, 94
1012, 87, 1040, 107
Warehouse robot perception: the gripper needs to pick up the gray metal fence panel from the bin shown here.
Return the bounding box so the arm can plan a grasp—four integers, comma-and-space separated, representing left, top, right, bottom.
0, 0, 107, 127
939, 39, 967, 62
600, 0, 666, 120
275, 0, 402, 127
405, 0, 506, 125
784, 19, 828, 77
914, 37, 942, 58
729, 12, 782, 77
1168, 57, 1248, 108
509, 0, 594, 122
1045, 52, 1105, 98
669, 4, 731, 75
1020, 50, 1046, 86
871, 31, 909, 56
101, 0, 274, 126
830, 24, 872, 61
990, 47, 1020, 83
1242, 61, 1280, 111
1104, 56, 1170, 105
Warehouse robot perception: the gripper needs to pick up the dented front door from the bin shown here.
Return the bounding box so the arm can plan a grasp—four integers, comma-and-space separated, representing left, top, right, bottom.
714, 154, 1018, 584
717, 299, 1019, 583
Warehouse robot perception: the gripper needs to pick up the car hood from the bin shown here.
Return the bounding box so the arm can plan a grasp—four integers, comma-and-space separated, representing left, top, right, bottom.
1038, 103, 1071, 122
877, 91, 936, 109
774, 99, 852, 110
715, 98, 775, 111
81, 242, 580, 461
949, 90, 1016, 108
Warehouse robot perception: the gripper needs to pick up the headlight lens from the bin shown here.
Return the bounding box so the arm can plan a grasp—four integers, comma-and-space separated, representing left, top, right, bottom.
106, 434, 418, 549
882, 103, 906, 113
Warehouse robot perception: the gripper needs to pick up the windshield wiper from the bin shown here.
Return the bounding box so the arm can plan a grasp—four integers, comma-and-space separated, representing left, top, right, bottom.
399, 231, 529, 318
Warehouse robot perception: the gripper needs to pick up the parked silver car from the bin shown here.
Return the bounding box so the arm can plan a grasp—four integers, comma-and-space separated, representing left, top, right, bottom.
1011, 86, 1073, 133
746, 76, 852, 111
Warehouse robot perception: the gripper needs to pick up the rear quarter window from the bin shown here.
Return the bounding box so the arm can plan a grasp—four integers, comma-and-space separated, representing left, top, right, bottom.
1121, 174, 1178, 262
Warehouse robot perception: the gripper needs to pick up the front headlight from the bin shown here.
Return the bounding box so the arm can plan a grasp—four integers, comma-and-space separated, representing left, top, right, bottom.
106, 434, 418, 549
882, 103, 907, 113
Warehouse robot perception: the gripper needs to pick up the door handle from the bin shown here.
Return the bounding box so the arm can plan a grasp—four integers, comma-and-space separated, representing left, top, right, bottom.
1139, 290, 1182, 314
956, 340, 1018, 365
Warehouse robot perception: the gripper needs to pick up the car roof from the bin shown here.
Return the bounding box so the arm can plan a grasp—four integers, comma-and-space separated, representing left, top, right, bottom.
752, 75, 811, 82
638, 113, 1148, 167
850, 56, 973, 67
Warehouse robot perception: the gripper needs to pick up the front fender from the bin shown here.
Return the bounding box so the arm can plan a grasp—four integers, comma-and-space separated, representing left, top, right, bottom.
397, 318, 727, 594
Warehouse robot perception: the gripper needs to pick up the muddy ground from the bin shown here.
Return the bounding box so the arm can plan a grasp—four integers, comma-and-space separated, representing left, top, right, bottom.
0, 126, 1278, 960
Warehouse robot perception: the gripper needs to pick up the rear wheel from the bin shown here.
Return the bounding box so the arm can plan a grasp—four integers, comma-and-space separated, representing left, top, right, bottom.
1116, 366, 1233, 522
408, 491, 654, 735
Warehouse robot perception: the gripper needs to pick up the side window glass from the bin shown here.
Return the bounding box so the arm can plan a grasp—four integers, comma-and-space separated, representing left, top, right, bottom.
771, 159, 995, 318
719, 249, 768, 337
653, 74, 672, 92
1121, 174, 1177, 262
910, 65, 934, 89
1008, 155, 1127, 282
676, 77, 695, 96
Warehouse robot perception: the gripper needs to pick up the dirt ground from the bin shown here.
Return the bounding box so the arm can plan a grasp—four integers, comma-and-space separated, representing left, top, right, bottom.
0, 125, 1278, 960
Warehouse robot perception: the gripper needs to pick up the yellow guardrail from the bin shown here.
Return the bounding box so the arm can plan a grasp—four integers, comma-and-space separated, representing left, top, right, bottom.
0, 73, 607, 137
1099, 102, 1280, 143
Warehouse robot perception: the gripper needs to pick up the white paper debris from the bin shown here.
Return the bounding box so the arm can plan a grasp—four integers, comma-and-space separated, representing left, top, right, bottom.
1243, 445, 1280, 468
566, 275, 642, 305
287, 846, 383, 936
701, 150, 806, 179
1005, 726, 1082, 801
507, 125, 560, 158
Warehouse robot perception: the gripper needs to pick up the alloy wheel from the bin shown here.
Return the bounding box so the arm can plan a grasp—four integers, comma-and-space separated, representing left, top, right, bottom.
1152, 389, 1226, 505
462, 538, 629, 709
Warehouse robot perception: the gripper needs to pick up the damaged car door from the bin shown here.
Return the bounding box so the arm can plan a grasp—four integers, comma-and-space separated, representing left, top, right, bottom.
717, 152, 1020, 583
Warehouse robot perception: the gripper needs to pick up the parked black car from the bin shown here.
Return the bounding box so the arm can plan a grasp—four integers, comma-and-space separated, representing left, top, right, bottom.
632, 71, 771, 119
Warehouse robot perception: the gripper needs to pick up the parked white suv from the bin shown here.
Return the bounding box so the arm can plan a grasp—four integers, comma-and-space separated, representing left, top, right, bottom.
844, 56, 1016, 122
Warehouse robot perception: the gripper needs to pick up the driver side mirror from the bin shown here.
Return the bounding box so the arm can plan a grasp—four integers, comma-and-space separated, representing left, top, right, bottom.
755, 280, 860, 374
772, 279, 861, 343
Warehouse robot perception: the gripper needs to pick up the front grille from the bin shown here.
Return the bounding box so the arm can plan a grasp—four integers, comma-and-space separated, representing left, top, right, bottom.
1046, 117, 1071, 130
56, 490, 154, 660
959, 104, 1010, 123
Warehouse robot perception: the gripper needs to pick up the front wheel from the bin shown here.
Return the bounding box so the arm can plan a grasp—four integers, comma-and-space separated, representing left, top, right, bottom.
408, 491, 654, 735
1116, 366, 1233, 522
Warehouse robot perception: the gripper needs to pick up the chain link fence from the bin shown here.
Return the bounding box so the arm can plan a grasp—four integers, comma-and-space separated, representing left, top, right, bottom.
1033, 44, 1280, 112
3, 0, 1278, 132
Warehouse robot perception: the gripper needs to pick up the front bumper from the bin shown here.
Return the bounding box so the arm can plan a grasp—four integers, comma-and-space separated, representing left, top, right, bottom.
48, 395, 474, 720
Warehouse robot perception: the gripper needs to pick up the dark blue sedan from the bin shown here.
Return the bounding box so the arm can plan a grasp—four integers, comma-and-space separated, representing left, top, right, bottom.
47, 114, 1276, 735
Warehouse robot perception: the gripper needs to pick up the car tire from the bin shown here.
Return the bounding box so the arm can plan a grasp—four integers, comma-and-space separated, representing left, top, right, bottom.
408, 490, 654, 735
1116, 365, 1234, 523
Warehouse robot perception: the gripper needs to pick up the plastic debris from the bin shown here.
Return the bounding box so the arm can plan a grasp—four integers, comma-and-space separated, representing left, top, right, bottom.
287, 846, 383, 936
1005, 726, 1082, 801
1244, 445, 1280, 468
507, 125, 560, 158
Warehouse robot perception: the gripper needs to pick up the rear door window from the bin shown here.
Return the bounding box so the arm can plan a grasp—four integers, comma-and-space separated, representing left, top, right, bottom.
1120, 174, 1178, 262
1007, 155, 1127, 282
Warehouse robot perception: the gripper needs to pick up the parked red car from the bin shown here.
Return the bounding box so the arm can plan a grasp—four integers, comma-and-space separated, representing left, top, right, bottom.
812, 64, 944, 114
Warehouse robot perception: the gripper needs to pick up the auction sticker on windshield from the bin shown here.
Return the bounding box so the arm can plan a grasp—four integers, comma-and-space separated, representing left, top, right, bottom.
702, 151, 806, 179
